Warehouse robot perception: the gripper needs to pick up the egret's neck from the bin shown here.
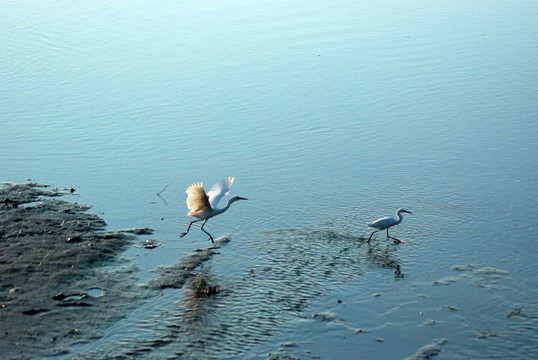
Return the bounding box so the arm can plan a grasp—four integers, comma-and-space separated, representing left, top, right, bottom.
395, 211, 404, 224
213, 198, 236, 215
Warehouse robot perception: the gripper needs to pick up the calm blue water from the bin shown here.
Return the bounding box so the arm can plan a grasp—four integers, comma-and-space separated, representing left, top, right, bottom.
1, 1, 537, 359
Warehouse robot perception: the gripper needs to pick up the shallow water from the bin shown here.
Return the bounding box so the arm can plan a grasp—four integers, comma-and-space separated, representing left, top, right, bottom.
1, 1, 537, 359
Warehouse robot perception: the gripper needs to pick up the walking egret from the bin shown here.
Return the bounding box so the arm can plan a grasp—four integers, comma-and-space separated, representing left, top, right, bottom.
179, 177, 247, 243
367, 208, 412, 244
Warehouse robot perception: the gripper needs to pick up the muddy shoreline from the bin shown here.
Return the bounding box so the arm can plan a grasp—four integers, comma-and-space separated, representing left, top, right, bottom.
0, 183, 149, 359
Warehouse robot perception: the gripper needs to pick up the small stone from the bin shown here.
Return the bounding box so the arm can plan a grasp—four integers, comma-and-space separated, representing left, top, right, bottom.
144, 240, 157, 249
66, 236, 82, 243
53, 293, 66, 301
280, 341, 297, 348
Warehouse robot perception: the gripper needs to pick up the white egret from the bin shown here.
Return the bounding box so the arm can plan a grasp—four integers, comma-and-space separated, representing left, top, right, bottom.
367, 208, 412, 244
179, 177, 247, 243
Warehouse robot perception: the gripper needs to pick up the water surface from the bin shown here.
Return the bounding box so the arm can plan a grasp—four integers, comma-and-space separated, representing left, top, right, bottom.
1, 1, 537, 359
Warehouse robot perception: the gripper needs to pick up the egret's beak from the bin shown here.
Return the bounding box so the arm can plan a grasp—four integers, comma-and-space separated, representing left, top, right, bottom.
238, 197, 248, 201
405, 210, 413, 214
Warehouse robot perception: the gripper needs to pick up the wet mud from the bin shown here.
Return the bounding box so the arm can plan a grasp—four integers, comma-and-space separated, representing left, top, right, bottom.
0, 183, 150, 359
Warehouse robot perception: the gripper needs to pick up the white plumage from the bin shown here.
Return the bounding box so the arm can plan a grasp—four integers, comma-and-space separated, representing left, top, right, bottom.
367, 208, 412, 244
180, 177, 247, 243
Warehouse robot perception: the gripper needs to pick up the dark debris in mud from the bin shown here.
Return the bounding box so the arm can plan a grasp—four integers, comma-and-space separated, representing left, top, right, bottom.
193, 278, 220, 297
0, 183, 149, 360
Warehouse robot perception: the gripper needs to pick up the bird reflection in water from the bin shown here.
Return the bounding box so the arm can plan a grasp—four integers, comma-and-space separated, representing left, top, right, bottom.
366, 244, 405, 279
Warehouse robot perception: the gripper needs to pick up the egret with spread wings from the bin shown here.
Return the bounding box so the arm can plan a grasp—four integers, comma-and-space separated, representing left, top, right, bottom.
179, 177, 247, 243
367, 208, 412, 244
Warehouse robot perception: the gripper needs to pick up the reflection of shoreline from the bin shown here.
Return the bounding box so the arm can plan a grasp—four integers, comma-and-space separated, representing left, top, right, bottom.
0, 183, 144, 359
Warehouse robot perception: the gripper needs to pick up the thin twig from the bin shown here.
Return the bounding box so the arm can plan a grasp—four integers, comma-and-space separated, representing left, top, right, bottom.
157, 185, 169, 205
157, 185, 168, 196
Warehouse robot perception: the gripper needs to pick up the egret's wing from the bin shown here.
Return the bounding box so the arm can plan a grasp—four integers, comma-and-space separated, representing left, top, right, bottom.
185, 182, 211, 217
207, 177, 234, 208
367, 216, 391, 229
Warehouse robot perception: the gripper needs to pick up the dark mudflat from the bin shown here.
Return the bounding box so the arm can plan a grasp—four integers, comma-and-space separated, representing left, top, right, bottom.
0, 183, 147, 359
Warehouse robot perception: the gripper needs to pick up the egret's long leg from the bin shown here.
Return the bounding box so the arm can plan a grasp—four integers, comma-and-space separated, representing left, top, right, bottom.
386, 228, 403, 244
368, 229, 381, 242
180, 219, 200, 238
200, 218, 215, 243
